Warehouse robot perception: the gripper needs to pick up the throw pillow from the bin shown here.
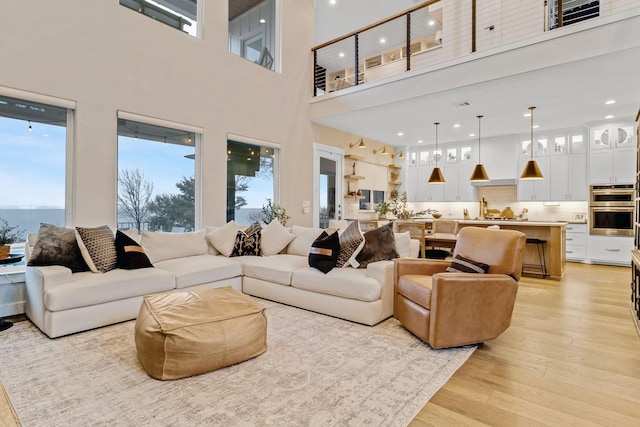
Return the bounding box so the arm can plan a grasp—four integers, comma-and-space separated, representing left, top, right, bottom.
76, 225, 118, 273
393, 231, 412, 258
446, 254, 490, 274
356, 223, 399, 268
336, 220, 365, 268
231, 222, 262, 257
308, 230, 340, 274
205, 221, 239, 257
286, 226, 324, 256
261, 219, 295, 256
115, 230, 153, 270
28, 223, 89, 273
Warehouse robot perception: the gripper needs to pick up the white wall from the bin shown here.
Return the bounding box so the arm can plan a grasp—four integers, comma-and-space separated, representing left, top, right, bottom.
0, 0, 316, 227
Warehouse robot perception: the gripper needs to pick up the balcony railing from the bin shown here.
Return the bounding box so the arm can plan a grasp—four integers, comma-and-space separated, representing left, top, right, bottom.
312, 0, 637, 97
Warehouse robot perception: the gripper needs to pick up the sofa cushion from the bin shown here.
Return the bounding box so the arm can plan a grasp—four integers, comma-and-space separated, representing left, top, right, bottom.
336, 220, 365, 268
153, 254, 242, 289
308, 231, 340, 274
28, 223, 89, 273
240, 254, 309, 286
286, 226, 324, 256
45, 267, 175, 312
141, 231, 208, 264
260, 219, 295, 256
291, 267, 381, 302
75, 225, 118, 273
231, 223, 262, 257
115, 230, 153, 270
206, 221, 240, 257
356, 223, 399, 268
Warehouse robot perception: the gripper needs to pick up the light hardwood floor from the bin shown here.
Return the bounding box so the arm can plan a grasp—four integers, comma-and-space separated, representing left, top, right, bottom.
412, 262, 640, 426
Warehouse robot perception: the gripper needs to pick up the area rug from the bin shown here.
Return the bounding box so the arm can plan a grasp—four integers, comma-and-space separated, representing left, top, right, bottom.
0, 300, 474, 426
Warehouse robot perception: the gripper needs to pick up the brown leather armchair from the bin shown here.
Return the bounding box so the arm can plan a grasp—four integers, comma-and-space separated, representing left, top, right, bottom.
393, 226, 526, 349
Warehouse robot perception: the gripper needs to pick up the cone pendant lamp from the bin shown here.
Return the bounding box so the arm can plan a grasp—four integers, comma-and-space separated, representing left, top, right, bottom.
428, 122, 445, 183
470, 115, 490, 181
520, 106, 544, 179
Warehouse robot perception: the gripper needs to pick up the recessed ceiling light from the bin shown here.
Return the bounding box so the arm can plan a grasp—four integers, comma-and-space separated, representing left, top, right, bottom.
259, 18, 266, 24
397, 131, 404, 136
329, 0, 336, 5
338, 52, 345, 57
453, 124, 460, 128
469, 133, 475, 137
605, 115, 614, 119
605, 100, 616, 105
523, 113, 531, 117
428, 20, 435, 26
417, 139, 424, 143
380, 38, 386, 44
533, 125, 540, 129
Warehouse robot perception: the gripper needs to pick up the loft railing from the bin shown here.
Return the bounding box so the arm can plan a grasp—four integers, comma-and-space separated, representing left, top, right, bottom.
312, 0, 638, 97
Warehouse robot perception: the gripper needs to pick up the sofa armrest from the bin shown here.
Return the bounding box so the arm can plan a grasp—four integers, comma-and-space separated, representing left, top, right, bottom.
394, 258, 450, 279
25, 265, 73, 331
429, 273, 518, 348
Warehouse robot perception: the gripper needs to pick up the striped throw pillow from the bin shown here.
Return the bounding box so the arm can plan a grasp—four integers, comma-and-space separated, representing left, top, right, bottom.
446, 254, 490, 274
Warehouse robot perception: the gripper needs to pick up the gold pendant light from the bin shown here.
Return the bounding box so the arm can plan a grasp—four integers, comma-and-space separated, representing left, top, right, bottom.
470, 114, 490, 181
520, 106, 544, 180
428, 122, 446, 184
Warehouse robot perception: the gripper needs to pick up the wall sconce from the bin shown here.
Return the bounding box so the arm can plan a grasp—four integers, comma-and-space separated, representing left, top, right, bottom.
349, 138, 366, 149
373, 145, 389, 155
391, 151, 405, 160
520, 106, 544, 180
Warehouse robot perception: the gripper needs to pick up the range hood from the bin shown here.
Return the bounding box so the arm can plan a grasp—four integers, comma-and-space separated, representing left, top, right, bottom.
470, 179, 518, 187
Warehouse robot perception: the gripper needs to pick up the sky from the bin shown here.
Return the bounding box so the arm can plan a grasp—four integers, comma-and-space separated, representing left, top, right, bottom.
0, 116, 274, 211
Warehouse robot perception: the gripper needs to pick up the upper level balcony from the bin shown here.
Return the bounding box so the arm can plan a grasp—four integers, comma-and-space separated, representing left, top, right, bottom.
310, 0, 640, 145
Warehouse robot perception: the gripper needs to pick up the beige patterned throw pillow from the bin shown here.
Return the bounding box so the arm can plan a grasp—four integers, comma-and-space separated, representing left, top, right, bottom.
75, 225, 117, 273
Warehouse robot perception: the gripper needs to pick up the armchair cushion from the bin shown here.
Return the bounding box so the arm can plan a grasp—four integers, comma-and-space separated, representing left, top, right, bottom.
445, 254, 489, 274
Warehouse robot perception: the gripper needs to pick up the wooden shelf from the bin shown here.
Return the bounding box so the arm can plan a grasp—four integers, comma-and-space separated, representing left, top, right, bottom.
344, 174, 365, 180
345, 195, 365, 200
389, 180, 402, 185
388, 164, 402, 169
344, 154, 365, 161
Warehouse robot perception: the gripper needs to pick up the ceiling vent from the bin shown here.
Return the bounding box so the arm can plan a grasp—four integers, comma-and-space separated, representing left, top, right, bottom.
452, 101, 471, 108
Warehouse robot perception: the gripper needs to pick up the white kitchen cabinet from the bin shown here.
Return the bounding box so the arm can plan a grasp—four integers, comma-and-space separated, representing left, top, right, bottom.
565, 223, 587, 262
443, 162, 475, 201
549, 153, 587, 201
405, 165, 444, 202
588, 235, 633, 266
517, 156, 551, 201
589, 123, 636, 184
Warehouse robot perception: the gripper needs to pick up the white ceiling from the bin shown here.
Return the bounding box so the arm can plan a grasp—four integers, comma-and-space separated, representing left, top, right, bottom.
312, 1, 640, 148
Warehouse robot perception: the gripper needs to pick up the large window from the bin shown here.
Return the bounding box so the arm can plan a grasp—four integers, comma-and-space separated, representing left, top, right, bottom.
0, 95, 70, 260
228, 0, 278, 71
227, 140, 278, 225
117, 117, 198, 232
120, 0, 198, 36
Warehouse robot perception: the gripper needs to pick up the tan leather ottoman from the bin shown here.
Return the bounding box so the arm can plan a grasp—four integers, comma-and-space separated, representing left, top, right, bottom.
135, 285, 267, 380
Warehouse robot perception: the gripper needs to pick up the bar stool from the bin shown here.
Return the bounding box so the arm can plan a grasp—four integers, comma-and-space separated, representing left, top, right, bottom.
523, 238, 547, 277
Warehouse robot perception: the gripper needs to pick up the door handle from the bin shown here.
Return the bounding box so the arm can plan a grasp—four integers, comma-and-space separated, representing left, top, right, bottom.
605, 248, 621, 252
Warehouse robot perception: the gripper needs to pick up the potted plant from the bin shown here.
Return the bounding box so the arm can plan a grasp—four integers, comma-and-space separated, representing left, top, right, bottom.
374, 201, 391, 219
0, 218, 24, 259
260, 199, 291, 226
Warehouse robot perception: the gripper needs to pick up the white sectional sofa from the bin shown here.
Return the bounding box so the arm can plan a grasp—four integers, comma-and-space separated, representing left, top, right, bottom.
25, 223, 418, 338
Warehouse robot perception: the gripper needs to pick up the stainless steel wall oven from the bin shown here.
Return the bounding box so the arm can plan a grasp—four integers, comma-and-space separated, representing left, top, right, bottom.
589, 184, 634, 236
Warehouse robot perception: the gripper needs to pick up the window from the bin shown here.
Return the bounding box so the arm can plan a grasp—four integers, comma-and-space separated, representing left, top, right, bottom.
117, 117, 198, 232
227, 140, 279, 225
228, 0, 278, 71
120, 0, 198, 36
0, 95, 70, 263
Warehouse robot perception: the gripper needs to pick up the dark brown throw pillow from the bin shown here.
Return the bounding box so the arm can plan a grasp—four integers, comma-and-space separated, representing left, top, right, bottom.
355, 223, 399, 268
115, 231, 153, 269
308, 231, 340, 274
445, 254, 490, 274
231, 222, 262, 257
28, 223, 89, 272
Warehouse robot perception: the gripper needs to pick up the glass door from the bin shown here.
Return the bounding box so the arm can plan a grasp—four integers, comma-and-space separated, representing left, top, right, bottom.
313, 144, 343, 228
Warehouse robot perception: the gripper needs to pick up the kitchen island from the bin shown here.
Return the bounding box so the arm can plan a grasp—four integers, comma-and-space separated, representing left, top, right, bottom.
417, 219, 566, 280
